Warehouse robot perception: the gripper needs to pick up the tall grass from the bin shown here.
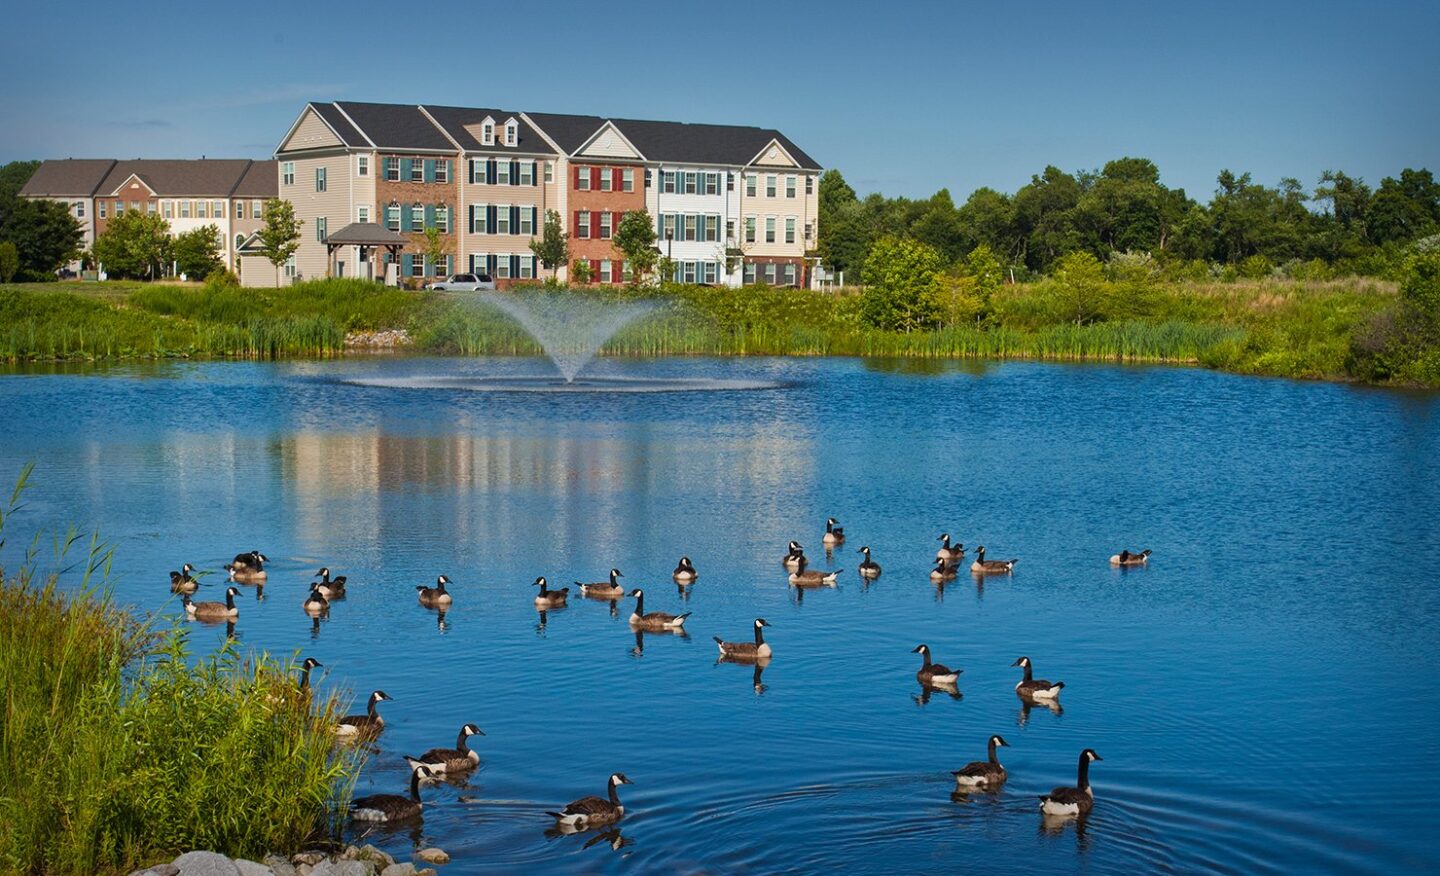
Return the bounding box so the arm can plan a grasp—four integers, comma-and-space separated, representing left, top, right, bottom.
0, 470, 362, 875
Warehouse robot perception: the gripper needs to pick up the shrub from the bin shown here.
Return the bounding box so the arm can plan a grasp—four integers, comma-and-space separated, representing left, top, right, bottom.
859, 235, 944, 331
1049, 251, 1109, 325
1238, 254, 1274, 280
0, 241, 17, 283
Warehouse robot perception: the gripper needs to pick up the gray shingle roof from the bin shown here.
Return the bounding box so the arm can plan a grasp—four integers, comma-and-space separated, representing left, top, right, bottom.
421, 105, 551, 155
308, 103, 367, 148
18, 159, 118, 197
521, 112, 610, 155
96, 159, 257, 197
609, 118, 820, 169
333, 102, 454, 151
323, 222, 408, 246
233, 160, 278, 198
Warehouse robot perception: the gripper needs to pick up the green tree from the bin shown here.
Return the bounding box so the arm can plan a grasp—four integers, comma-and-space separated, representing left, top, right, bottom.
257, 199, 303, 286
529, 209, 569, 278
910, 188, 966, 263
93, 210, 170, 279
1013, 165, 1083, 271
0, 198, 84, 280
0, 240, 17, 283
422, 227, 450, 279
613, 210, 658, 284
965, 243, 1004, 316
570, 257, 593, 284
172, 224, 224, 279
1050, 251, 1109, 325
957, 187, 1019, 262
1367, 168, 1439, 245
859, 235, 944, 331
817, 169, 870, 276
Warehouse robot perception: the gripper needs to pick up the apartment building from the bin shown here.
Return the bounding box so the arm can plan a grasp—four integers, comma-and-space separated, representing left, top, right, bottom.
18, 158, 277, 274
275, 101, 821, 288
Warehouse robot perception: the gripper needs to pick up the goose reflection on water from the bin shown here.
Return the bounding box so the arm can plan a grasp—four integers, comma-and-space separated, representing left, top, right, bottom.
914, 680, 963, 706
1039, 810, 1093, 853
631, 626, 690, 657
716, 655, 771, 695
545, 823, 634, 853
1016, 697, 1064, 726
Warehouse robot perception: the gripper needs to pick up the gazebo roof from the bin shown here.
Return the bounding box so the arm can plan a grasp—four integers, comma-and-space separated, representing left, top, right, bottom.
323, 222, 407, 246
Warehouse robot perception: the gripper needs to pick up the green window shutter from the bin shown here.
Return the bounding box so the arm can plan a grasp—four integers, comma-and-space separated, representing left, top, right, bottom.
400, 158, 413, 180
425, 204, 436, 229
400, 207, 412, 232
402, 254, 413, 275
424, 160, 435, 183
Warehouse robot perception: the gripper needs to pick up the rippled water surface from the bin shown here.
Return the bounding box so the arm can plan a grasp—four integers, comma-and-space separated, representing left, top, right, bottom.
2, 356, 1438, 873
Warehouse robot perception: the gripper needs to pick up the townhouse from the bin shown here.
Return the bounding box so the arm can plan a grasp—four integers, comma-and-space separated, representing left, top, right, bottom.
273, 101, 821, 288
18, 158, 277, 275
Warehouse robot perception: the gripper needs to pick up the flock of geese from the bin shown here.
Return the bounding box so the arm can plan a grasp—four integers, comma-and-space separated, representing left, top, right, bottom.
167, 523, 1154, 835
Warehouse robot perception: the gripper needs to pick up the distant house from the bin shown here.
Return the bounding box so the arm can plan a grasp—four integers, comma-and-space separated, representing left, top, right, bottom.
19, 158, 277, 276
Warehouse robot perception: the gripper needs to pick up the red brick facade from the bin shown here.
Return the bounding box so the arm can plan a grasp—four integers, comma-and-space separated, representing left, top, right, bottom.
376, 163, 458, 281
568, 163, 644, 283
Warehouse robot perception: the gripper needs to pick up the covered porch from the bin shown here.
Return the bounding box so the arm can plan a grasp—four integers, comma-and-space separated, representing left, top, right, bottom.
323, 223, 407, 284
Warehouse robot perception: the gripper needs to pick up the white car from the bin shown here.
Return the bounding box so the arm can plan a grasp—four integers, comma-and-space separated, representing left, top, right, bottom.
425, 273, 496, 291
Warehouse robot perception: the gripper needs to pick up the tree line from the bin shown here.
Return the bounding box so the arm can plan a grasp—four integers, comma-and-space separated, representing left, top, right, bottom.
818, 159, 1440, 280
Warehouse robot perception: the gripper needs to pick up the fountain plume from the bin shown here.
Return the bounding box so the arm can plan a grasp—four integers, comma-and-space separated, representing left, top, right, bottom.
478, 291, 660, 383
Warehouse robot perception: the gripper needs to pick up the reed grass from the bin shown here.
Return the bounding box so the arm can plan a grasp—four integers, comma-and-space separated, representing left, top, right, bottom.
0, 468, 362, 875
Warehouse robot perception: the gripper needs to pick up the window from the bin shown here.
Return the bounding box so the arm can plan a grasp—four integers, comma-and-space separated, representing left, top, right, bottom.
622, 168, 634, 192
805, 221, 814, 242
284, 255, 297, 278
496, 256, 510, 279
683, 261, 696, 284
726, 220, 735, 241
706, 214, 720, 242
131, 201, 141, 213
163, 201, 174, 218
410, 160, 424, 183
766, 175, 777, 197
497, 161, 510, 185
233, 201, 243, 220
519, 161, 534, 186
146, 202, 156, 214
544, 161, 554, 184
357, 205, 369, 223
785, 217, 796, 244
621, 260, 633, 283
435, 255, 450, 276
786, 175, 796, 198
745, 174, 757, 197
504, 121, 517, 146
520, 207, 534, 235
75, 201, 85, 218
213, 200, 225, 218
644, 169, 652, 189
196, 201, 207, 219
235, 233, 244, 251
98, 200, 107, 218
727, 172, 735, 192
179, 200, 190, 218
661, 214, 677, 241
470, 254, 487, 274
683, 214, 697, 241
520, 256, 534, 279
783, 263, 797, 286
114, 200, 124, 215
662, 171, 675, 194
765, 263, 777, 284
684, 172, 697, 195
434, 161, 448, 184
385, 157, 400, 180
576, 210, 590, 238
743, 262, 756, 284
253, 200, 263, 217
599, 212, 612, 240
806, 175, 814, 195
705, 173, 719, 195
316, 216, 327, 242
316, 167, 327, 191
386, 204, 400, 231
765, 217, 776, 243
744, 216, 756, 243
576, 166, 590, 191
282, 162, 295, 185
482, 122, 494, 145
411, 256, 425, 278
357, 155, 369, 177
497, 206, 510, 235
411, 203, 424, 230
600, 168, 612, 192
704, 261, 718, 284
599, 259, 612, 284
436, 205, 449, 233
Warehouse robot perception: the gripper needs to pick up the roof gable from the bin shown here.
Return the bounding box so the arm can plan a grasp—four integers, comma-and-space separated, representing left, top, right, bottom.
574, 121, 644, 160
748, 138, 800, 169
108, 173, 158, 197
96, 159, 256, 197
277, 105, 348, 153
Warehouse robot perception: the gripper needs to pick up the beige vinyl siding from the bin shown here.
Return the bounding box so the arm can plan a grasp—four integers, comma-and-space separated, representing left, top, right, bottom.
282, 108, 346, 152
738, 170, 817, 258
284, 153, 351, 281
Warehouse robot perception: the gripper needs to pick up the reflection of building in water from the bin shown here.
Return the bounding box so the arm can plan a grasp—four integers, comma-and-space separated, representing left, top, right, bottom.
273, 420, 815, 557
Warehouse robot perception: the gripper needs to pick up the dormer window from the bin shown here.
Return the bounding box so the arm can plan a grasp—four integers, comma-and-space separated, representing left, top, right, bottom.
504, 119, 518, 147
481, 117, 496, 146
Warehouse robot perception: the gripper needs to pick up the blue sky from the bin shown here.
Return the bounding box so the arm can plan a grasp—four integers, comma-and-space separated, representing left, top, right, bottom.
2, 0, 1434, 203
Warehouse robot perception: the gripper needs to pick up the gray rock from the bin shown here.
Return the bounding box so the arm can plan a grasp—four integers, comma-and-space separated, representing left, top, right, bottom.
263, 855, 298, 876
415, 848, 449, 865
234, 860, 274, 876
129, 866, 180, 876
296, 866, 312, 876
173, 851, 242, 876
309, 861, 375, 876
380, 866, 417, 876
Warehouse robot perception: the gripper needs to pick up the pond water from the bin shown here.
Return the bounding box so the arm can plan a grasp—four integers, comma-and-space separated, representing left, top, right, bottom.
1, 355, 1437, 874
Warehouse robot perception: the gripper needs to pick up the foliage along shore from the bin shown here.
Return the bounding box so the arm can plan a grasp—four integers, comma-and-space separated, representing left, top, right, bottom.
0, 268, 1436, 386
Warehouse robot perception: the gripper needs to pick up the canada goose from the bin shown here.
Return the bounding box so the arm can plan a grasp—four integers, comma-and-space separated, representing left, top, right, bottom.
350, 762, 434, 822
823, 517, 845, 546
184, 586, 241, 621
970, 546, 1016, 574
1109, 548, 1152, 566
936, 534, 964, 564
548, 773, 633, 828
782, 541, 805, 571
953, 735, 1009, 790
857, 546, 882, 579
227, 551, 268, 582
1012, 656, 1065, 699
168, 563, 201, 593
1040, 749, 1103, 817
314, 567, 347, 598
303, 584, 329, 615
788, 555, 840, 587
577, 568, 625, 599
534, 576, 569, 608
672, 556, 698, 584
297, 657, 322, 694
336, 690, 393, 737
912, 644, 961, 685
627, 588, 690, 630
929, 557, 956, 582
714, 618, 772, 659
417, 575, 453, 607
406, 723, 485, 774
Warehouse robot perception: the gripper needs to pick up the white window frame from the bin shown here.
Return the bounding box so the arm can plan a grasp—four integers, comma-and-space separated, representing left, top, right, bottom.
576, 210, 590, 239
599, 259, 612, 283
75, 201, 86, 218
745, 174, 757, 197
705, 173, 719, 195
357, 155, 369, 177
622, 168, 634, 192
766, 175, 777, 197
252, 200, 263, 217
519, 207, 534, 235
577, 165, 590, 191
599, 211, 612, 240
496, 256, 510, 279
744, 216, 756, 243
386, 157, 400, 180
544, 161, 554, 184
520, 161, 534, 186
436, 205, 449, 233
765, 216, 776, 243
434, 160, 448, 184
410, 160, 424, 183
504, 121, 517, 146
162, 200, 174, 219
497, 206, 510, 236
785, 217, 796, 244
600, 168, 613, 192
282, 162, 294, 185
684, 172, 697, 194
411, 203, 424, 229
786, 175, 796, 198
357, 205, 370, 223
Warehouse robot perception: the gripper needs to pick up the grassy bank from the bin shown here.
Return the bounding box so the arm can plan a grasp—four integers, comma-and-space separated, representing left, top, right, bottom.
0, 474, 361, 875
0, 275, 1408, 383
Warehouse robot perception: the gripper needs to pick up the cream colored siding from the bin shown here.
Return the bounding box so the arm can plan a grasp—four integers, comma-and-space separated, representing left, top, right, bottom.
284, 153, 351, 280
283, 108, 345, 152
739, 169, 817, 258
352, 151, 377, 223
